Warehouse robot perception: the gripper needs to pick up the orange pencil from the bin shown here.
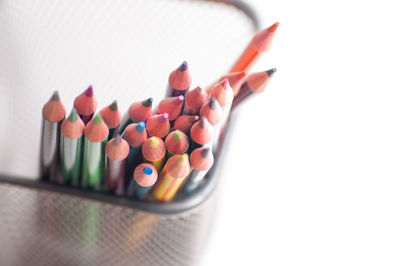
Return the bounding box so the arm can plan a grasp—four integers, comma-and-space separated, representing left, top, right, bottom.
152, 154, 190, 202
40, 91, 66, 181
173, 115, 200, 134
232, 68, 277, 108
142, 137, 166, 172
165, 130, 189, 157
118, 97, 153, 134
189, 116, 214, 151
100, 100, 121, 140
146, 113, 170, 138
105, 135, 129, 195
183, 86, 209, 115
157, 95, 184, 121
167, 61, 192, 97
73, 85, 98, 124
230, 22, 279, 73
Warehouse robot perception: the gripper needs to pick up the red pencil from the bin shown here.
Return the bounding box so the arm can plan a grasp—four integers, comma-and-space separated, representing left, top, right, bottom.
146, 113, 171, 139
157, 95, 184, 121
73, 85, 98, 125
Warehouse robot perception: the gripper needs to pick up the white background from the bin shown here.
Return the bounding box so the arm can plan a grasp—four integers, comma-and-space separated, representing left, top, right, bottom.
203, 0, 400, 265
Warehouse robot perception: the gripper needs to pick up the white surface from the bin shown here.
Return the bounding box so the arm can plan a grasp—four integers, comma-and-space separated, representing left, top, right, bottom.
203, 0, 400, 265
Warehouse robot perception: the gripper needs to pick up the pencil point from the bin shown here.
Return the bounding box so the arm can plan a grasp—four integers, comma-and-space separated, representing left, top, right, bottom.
221, 79, 230, 89
93, 113, 103, 124
68, 108, 78, 122
136, 121, 146, 133
201, 148, 211, 158
84, 85, 94, 97
178, 61, 188, 71
149, 137, 159, 148
178, 153, 188, 165
175, 95, 184, 105
142, 97, 153, 107
109, 100, 118, 111
268, 22, 279, 33
51, 91, 60, 101
144, 166, 153, 175
209, 98, 218, 110
173, 130, 183, 141
267, 68, 277, 77
194, 115, 200, 121
113, 134, 122, 145
159, 113, 169, 122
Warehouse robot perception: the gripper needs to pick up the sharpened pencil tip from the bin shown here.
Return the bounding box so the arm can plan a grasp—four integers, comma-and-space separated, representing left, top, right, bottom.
93, 113, 103, 124
142, 97, 153, 107
267, 68, 277, 77
113, 134, 122, 145
136, 121, 146, 133
84, 85, 94, 97
144, 166, 153, 175
209, 98, 218, 110
109, 100, 118, 111
159, 113, 169, 122
201, 148, 211, 158
68, 108, 78, 122
51, 91, 60, 101
178, 61, 188, 71
175, 95, 184, 105
173, 130, 183, 141
268, 22, 279, 33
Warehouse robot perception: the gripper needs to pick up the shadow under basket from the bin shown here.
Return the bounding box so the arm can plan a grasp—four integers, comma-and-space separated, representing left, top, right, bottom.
0, 0, 259, 265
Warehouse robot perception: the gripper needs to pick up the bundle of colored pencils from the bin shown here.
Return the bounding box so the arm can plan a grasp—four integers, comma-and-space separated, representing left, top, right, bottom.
39, 22, 279, 202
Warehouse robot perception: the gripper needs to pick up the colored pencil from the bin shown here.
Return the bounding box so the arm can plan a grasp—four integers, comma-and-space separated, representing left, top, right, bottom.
123, 122, 147, 181
142, 137, 166, 172
118, 97, 153, 134
233, 68, 277, 108
81, 113, 109, 191
105, 135, 129, 195
40, 91, 66, 181
157, 95, 184, 121
73, 85, 98, 125
173, 115, 200, 134
189, 116, 214, 151
183, 86, 208, 115
146, 113, 170, 138
183, 147, 214, 194
229, 22, 279, 73
60, 108, 84, 186
153, 153, 190, 201
165, 130, 189, 157
216, 71, 247, 96
127, 163, 158, 199
200, 97, 223, 150
167, 61, 192, 97
100, 100, 121, 140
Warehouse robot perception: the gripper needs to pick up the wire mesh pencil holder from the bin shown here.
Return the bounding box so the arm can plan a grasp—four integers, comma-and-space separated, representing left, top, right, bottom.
0, 1, 259, 265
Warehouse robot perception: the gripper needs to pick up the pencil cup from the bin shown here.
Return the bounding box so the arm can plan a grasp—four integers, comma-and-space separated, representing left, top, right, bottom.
0, 0, 258, 265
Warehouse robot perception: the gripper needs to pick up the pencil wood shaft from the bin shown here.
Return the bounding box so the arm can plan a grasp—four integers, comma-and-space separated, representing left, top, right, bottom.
81, 138, 107, 191
60, 135, 82, 186
40, 119, 61, 181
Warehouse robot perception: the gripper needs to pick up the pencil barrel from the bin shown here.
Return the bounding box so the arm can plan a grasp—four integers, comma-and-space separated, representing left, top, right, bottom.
143, 157, 164, 173
127, 180, 152, 199
81, 139, 107, 191
60, 135, 82, 186
40, 119, 61, 181
106, 158, 126, 195
183, 169, 207, 195
153, 170, 187, 201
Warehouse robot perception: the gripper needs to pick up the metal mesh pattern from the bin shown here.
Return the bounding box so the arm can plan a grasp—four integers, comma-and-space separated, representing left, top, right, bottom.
0, 182, 216, 266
